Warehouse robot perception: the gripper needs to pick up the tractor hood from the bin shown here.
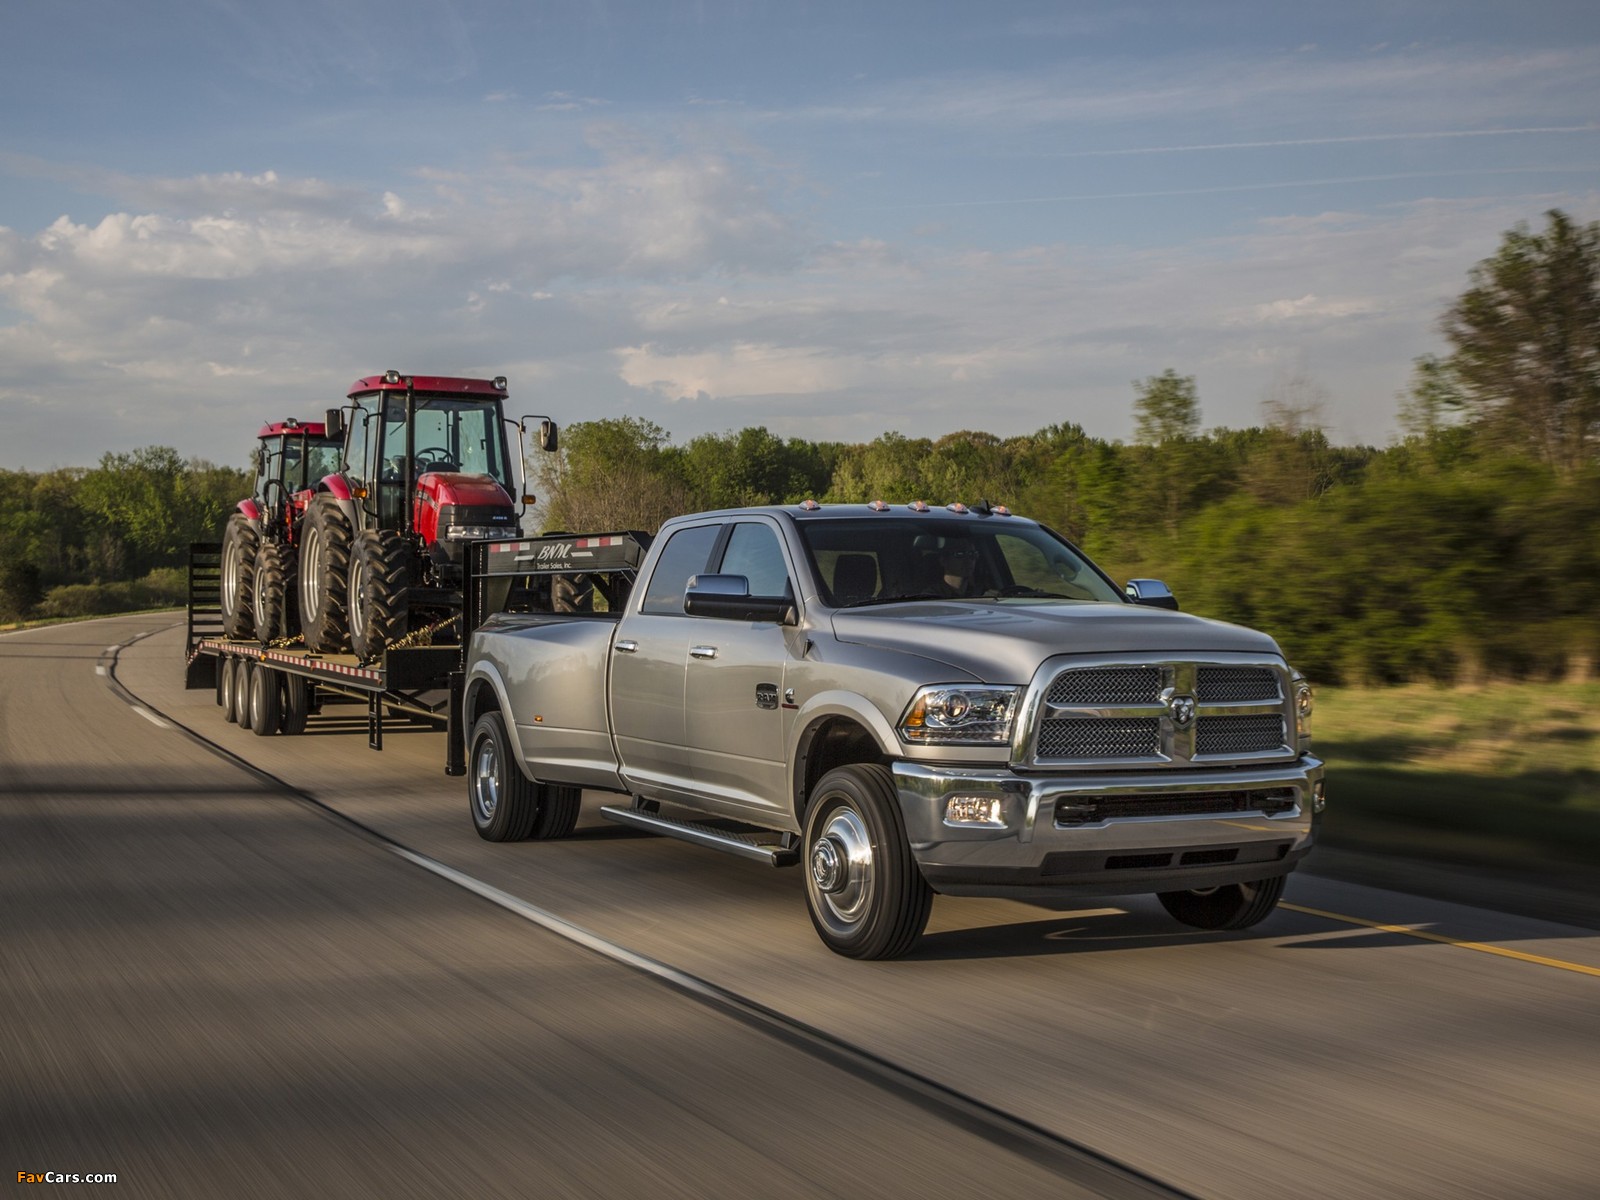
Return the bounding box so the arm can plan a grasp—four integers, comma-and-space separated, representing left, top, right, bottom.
415, 472, 515, 509
829, 600, 1282, 684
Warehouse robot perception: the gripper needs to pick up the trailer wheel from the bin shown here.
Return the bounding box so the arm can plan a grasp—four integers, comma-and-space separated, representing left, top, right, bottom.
234, 659, 255, 729
281, 673, 310, 735
251, 541, 294, 644
469, 712, 541, 841
221, 514, 259, 639
348, 529, 411, 661
299, 497, 352, 654
220, 655, 239, 721
249, 665, 281, 736
532, 785, 582, 840
802, 764, 931, 960
213, 656, 226, 707
1158, 875, 1287, 931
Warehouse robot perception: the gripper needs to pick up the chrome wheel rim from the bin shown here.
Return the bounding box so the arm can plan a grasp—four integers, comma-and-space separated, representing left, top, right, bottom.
473, 737, 500, 824
347, 552, 366, 639
807, 804, 874, 933
221, 537, 240, 614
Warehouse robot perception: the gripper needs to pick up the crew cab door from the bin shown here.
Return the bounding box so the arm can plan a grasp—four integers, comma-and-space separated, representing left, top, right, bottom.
609, 521, 721, 798
682, 519, 799, 818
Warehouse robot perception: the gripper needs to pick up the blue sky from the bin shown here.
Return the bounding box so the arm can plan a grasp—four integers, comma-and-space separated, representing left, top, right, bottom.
3, 0, 1598, 469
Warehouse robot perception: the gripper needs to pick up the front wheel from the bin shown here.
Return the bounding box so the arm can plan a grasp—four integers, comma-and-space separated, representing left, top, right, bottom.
251, 541, 295, 644
298, 497, 352, 654
348, 529, 411, 661
220, 514, 259, 639
1158, 875, 1287, 930
802, 763, 931, 960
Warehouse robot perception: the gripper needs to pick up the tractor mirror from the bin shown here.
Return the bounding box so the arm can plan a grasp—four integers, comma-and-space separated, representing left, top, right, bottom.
538, 419, 558, 453
324, 408, 346, 441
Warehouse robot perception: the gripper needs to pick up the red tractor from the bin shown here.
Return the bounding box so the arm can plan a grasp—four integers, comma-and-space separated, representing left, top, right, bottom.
296, 371, 557, 658
219, 419, 344, 641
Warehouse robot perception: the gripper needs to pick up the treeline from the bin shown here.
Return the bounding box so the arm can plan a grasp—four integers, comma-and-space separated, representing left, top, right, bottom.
0, 447, 248, 621
538, 210, 1600, 685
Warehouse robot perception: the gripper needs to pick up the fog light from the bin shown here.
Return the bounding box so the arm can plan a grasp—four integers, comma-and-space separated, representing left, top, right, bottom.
945, 795, 1004, 827
1312, 781, 1327, 814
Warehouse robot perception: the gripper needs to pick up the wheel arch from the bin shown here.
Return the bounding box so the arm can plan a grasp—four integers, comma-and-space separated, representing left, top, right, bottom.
790, 696, 899, 824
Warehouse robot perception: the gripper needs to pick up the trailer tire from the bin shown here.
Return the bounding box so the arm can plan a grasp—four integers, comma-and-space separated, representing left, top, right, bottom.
281, 674, 310, 735
532, 785, 582, 840
249, 665, 281, 736
299, 497, 352, 654
251, 541, 294, 644
802, 764, 932, 960
1158, 875, 1286, 931
221, 515, 259, 640
214, 656, 226, 707
234, 659, 255, 729
220, 655, 239, 722
469, 712, 538, 842
348, 528, 411, 661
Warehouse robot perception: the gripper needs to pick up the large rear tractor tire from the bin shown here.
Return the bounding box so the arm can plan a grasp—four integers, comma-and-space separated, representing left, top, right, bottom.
348, 529, 412, 661
802, 764, 932, 960
220, 514, 260, 639
298, 497, 352, 654
251, 541, 295, 644
1158, 875, 1287, 931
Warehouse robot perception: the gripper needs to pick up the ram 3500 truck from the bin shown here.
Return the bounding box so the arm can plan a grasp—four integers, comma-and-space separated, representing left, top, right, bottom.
462, 503, 1325, 960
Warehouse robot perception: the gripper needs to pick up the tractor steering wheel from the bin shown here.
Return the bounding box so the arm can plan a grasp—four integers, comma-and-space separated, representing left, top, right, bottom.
414, 449, 458, 473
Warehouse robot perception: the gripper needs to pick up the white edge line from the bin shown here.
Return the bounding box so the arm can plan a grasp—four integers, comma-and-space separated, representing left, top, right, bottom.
96, 665, 108, 675
389, 846, 721, 999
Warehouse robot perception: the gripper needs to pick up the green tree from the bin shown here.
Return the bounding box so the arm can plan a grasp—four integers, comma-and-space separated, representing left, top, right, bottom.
1132, 369, 1200, 445
1438, 209, 1600, 474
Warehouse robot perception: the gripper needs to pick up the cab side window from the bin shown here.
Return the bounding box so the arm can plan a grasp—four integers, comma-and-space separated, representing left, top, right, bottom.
640, 524, 721, 615
717, 522, 792, 598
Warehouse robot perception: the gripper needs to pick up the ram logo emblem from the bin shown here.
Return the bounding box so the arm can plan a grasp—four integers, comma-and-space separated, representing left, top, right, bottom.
1168, 693, 1197, 727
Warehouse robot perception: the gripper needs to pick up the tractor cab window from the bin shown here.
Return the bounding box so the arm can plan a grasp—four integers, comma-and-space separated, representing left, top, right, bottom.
305, 440, 344, 486
254, 437, 280, 503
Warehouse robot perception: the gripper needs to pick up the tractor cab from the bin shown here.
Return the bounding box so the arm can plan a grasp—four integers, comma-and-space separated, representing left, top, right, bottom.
251, 419, 343, 535
298, 370, 559, 659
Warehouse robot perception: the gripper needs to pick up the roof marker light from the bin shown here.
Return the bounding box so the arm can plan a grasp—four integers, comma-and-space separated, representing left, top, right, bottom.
908, 500, 929, 513
994, 505, 1012, 516
946, 502, 968, 514
868, 500, 889, 512
798, 499, 821, 511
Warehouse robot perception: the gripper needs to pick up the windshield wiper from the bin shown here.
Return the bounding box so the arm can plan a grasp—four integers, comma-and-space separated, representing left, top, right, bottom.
839, 592, 945, 608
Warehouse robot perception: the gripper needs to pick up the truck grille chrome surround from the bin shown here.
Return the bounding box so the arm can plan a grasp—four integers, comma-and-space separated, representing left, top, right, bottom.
1016, 654, 1294, 770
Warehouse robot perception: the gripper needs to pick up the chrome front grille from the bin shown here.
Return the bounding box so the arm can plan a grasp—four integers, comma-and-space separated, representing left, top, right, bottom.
1036, 718, 1160, 759
1027, 656, 1293, 768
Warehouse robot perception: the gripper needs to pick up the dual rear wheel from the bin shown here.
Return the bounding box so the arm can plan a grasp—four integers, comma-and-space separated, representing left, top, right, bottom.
468, 712, 581, 842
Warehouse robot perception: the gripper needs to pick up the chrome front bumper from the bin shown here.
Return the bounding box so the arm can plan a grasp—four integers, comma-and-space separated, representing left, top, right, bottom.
893, 755, 1324, 898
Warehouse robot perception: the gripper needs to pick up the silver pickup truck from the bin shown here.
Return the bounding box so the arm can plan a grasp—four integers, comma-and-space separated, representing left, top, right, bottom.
462, 504, 1324, 959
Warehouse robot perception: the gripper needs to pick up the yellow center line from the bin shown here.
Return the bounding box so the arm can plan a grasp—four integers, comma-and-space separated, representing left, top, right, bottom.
1281, 903, 1600, 978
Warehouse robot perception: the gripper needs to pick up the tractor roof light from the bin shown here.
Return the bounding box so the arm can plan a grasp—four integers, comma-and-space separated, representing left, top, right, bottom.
492, 376, 508, 390
383, 369, 401, 384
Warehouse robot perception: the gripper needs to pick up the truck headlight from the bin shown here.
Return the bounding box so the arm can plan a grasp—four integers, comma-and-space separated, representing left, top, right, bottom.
1292, 671, 1313, 749
899, 685, 1020, 744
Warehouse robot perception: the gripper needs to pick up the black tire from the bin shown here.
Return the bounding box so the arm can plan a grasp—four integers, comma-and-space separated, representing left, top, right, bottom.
802, 764, 932, 960
532, 784, 582, 840
221, 514, 260, 639
213, 656, 226, 707
348, 528, 411, 661
234, 659, 255, 729
219, 655, 239, 721
249, 665, 280, 736
298, 497, 352, 654
251, 541, 294, 644
281, 673, 310, 735
1158, 874, 1287, 931
469, 711, 539, 842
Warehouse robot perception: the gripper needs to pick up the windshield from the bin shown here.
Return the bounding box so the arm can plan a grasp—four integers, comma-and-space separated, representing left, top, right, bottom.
797, 517, 1125, 607
378, 395, 512, 486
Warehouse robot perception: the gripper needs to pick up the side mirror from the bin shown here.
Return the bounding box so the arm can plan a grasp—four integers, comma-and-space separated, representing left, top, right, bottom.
538, 418, 558, 453
324, 408, 346, 442
684, 574, 796, 624
1124, 579, 1179, 611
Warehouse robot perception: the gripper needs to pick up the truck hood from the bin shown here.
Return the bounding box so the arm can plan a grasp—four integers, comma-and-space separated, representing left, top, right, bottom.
828, 601, 1282, 684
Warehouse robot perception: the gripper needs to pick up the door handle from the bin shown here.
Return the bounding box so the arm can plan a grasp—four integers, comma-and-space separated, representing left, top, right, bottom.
689, 645, 718, 660
615, 640, 638, 653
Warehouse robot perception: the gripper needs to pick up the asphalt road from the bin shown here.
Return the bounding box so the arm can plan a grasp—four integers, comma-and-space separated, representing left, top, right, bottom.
6, 613, 1599, 1199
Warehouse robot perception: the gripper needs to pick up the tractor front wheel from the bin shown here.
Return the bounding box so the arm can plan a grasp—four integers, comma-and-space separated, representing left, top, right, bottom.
348, 529, 411, 661
251, 541, 295, 644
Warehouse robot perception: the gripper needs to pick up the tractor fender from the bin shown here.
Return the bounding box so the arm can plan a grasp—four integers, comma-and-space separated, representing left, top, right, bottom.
236, 498, 262, 530
315, 475, 359, 530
